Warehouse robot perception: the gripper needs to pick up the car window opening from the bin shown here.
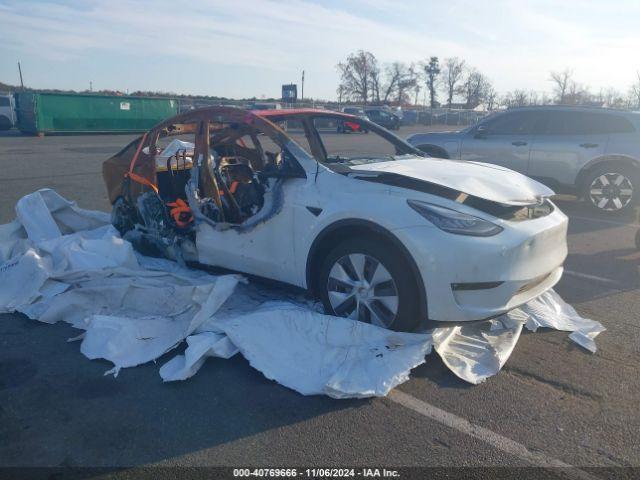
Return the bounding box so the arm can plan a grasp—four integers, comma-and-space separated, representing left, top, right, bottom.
312, 116, 418, 166
106, 111, 308, 262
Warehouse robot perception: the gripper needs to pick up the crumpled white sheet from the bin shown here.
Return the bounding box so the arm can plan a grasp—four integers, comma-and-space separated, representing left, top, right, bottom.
0, 189, 606, 396
520, 289, 606, 353
0, 190, 241, 377
431, 314, 525, 385
192, 302, 432, 398
159, 331, 239, 381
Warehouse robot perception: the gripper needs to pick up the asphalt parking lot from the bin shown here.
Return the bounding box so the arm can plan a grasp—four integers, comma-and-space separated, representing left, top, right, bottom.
0, 127, 639, 476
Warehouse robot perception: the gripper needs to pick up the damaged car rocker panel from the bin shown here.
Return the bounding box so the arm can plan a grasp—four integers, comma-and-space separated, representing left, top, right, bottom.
103, 107, 569, 332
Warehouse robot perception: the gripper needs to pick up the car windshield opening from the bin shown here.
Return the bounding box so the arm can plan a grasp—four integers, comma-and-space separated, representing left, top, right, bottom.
313, 117, 413, 165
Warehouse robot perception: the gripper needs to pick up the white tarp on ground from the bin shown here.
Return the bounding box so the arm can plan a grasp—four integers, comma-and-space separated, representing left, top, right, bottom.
430, 314, 525, 385
0, 190, 606, 397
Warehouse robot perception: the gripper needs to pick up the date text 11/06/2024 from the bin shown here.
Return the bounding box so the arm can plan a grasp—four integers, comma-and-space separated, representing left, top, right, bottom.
233, 468, 400, 478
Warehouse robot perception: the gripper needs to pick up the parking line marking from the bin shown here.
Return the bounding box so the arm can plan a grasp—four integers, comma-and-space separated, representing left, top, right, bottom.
388, 390, 601, 480
564, 270, 621, 287
569, 215, 639, 228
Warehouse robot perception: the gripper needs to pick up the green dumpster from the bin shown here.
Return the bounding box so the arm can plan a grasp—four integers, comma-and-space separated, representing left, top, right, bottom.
14, 92, 178, 135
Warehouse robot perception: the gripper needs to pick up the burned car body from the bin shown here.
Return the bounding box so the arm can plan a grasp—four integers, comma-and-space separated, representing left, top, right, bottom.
103, 107, 568, 332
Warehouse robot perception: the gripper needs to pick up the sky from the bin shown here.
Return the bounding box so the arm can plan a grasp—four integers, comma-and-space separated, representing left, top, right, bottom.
1, 0, 639, 101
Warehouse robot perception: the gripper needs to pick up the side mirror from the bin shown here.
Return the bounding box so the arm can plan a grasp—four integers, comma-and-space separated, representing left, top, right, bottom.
474, 125, 488, 139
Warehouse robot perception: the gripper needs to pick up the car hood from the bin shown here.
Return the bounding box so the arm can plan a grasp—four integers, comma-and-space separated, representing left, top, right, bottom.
349, 157, 554, 206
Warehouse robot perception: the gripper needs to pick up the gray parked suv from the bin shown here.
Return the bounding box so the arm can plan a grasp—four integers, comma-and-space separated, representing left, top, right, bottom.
407, 106, 640, 213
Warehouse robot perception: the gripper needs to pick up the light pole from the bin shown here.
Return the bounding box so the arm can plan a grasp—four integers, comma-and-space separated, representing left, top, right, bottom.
18, 62, 24, 90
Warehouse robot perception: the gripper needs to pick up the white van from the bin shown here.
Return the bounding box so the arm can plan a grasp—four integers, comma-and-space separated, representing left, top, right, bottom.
0, 94, 16, 130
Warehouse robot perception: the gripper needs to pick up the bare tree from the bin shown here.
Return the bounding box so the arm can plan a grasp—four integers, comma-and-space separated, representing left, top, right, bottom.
499, 92, 512, 108
382, 62, 417, 104
512, 90, 529, 106
564, 81, 592, 105
396, 63, 418, 104
630, 71, 640, 109
413, 83, 421, 106
549, 69, 573, 104
459, 69, 490, 108
370, 68, 381, 103
501, 90, 529, 108
540, 92, 551, 105
337, 50, 380, 105
603, 87, 626, 108
485, 85, 498, 110
441, 57, 465, 107
422, 56, 440, 108
382, 62, 403, 102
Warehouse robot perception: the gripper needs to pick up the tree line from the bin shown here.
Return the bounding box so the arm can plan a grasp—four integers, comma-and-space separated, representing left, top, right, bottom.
337, 50, 640, 110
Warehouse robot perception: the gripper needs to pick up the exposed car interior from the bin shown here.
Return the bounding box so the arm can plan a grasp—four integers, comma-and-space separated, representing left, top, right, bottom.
103, 109, 306, 261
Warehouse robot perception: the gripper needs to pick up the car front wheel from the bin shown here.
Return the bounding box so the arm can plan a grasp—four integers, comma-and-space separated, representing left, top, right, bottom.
318, 238, 422, 332
584, 165, 638, 213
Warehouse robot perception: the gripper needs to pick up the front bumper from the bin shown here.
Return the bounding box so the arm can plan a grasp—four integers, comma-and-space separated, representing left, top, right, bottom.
394, 208, 569, 322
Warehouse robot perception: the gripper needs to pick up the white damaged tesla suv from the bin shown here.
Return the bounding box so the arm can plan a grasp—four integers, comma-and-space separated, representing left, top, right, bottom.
104, 107, 568, 332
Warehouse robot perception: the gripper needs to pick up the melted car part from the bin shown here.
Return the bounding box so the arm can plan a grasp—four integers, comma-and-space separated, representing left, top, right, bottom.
114, 192, 192, 263
200, 198, 222, 223
137, 191, 172, 232
185, 151, 283, 233
111, 196, 138, 236
232, 178, 284, 233
220, 163, 266, 219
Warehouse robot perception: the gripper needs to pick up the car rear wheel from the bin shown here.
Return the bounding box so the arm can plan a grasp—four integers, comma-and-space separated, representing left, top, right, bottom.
584, 165, 637, 213
0, 115, 12, 131
416, 144, 449, 159
318, 238, 422, 332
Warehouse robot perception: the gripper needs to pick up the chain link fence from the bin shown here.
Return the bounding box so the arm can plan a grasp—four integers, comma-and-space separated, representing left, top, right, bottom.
175, 98, 491, 127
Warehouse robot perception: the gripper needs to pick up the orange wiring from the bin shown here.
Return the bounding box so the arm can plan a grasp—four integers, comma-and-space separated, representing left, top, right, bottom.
219, 181, 239, 195
128, 172, 159, 194
167, 198, 194, 227
125, 132, 159, 194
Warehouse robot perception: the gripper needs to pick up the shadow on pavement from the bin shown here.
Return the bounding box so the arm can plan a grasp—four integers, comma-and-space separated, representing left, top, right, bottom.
409, 355, 473, 390
554, 198, 639, 235
562, 247, 640, 304
0, 313, 364, 467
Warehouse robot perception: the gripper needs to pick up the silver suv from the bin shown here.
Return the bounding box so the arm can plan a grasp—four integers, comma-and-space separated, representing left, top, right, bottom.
407, 106, 640, 213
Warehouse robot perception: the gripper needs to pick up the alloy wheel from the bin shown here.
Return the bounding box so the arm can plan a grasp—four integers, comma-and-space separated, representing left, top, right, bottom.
588, 173, 634, 211
326, 253, 399, 328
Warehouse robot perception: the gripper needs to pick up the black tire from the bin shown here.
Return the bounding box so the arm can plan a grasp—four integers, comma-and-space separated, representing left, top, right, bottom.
318, 237, 422, 332
582, 164, 639, 214
417, 144, 449, 159
0, 115, 12, 131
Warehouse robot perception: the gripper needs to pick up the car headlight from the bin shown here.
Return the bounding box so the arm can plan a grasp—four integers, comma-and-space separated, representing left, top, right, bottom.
407, 200, 503, 237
